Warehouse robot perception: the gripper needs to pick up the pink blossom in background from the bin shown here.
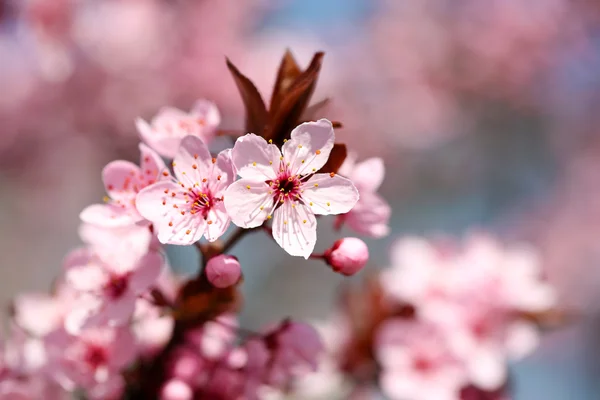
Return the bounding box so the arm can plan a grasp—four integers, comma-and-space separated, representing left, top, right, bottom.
376, 319, 467, 400
224, 120, 359, 258
80, 143, 167, 227
337, 154, 390, 238
136, 100, 220, 159
62, 224, 164, 333
136, 135, 235, 245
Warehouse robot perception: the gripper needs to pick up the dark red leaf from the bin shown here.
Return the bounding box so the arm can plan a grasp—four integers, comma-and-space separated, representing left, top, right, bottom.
226, 58, 268, 135
319, 143, 347, 174
269, 49, 302, 114
265, 52, 324, 145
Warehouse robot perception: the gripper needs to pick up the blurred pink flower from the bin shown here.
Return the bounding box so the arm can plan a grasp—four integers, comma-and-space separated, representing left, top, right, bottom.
136, 100, 220, 159
80, 143, 167, 227
337, 154, 390, 238
136, 136, 234, 245
206, 255, 242, 288
376, 319, 467, 400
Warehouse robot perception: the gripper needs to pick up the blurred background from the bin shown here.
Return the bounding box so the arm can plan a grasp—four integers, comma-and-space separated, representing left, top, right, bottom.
2, 0, 600, 398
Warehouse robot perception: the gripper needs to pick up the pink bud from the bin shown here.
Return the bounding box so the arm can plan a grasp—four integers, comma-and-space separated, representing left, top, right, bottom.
160, 379, 193, 400
206, 255, 241, 288
324, 237, 369, 276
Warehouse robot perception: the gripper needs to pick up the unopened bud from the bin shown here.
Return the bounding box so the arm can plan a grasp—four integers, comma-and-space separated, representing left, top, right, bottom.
206, 255, 241, 288
324, 237, 369, 276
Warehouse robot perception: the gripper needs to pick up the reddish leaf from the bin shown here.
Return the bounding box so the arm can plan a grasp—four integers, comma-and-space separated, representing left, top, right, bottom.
269, 49, 302, 114
226, 58, 268, 135
319, 143, 347, 174
265, 52, 324, 145
301, 98, 330, 121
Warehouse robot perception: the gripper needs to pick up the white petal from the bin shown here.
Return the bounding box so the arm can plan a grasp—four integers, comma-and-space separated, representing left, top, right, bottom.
173, 136, 212, 185
231, 133, 280, 180
204, 202, 231, 242
272, 202, 317, 259
282, 119, 334, 176
80, 204, 140, 227
224, 179, 275, 228
301, 174, 359, 215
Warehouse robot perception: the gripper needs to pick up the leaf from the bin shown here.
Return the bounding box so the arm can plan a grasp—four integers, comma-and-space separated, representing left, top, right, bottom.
269, 49, 302, 114
319, 143, 347, 174
301, 98, 330, 121
265, 52, 325, 145
226, 58, 268, 135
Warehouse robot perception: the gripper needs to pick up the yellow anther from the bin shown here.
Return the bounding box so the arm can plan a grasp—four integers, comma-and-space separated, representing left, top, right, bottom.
301, 160, 305, 164
269, 161, 273, 165
309, 202, 313, 206
267, 215, 272, 220
327, 202, 331, 206
314, 183, 319, 187
172, 162, 176, 167
246, 185, 251, 190
283, 139, 288, 143
103, 196, 110, 203
259, 206, 264, 211
268, 139, 273, 144
316, 150, 321, 155
283, 220, 288, 224
279, 156, 283, 161
298, 144, 302, 148
330, 172, 335, 178
303, 219, 307, 224
252, 162, 257, 166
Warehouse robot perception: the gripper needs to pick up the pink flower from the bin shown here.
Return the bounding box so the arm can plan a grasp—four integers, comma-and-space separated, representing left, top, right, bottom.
206, 255, 242, 288
62, 235, 163, 333
44, 326, 136, 395
262, 320, 324, 387
136, 136, 234, 245
224, 119, 359, 258
337, 154, 391, 238
80, 143, 167, 227
379, 235, 556, 390
136, 100, 221, 158
324, 237, 369, 276
376, 319, 467, 400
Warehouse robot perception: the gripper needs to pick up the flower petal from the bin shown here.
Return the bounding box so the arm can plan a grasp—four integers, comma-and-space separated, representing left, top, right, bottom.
208, 149, 235, 195
231, 133, 280, 180
224, 179, 275, 228
139, 143, 167, 184
63, 248, 108, 292
345, 192, 391, 238
301, 174, 359, 215
282, 119, 334, 176
136, 181, 206, 245
136, 117, 181, 159
80, 204, 140, 227
173, 136, 212, 185
272, 202, 316, 259
129, 251, 164, 293
351, 157, 385, 192
102, 160, 142, 201
204, 202, 231, 242
191, 99, 221, 130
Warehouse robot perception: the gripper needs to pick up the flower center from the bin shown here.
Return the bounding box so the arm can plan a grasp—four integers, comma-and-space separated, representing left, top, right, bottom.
84, 345, 108, 369
104, 275, 128, 299
189, 188, 215, 219
269, 172, 302, 204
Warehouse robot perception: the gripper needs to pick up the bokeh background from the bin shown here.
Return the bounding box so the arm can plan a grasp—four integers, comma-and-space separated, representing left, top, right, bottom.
2, 0, 600, 398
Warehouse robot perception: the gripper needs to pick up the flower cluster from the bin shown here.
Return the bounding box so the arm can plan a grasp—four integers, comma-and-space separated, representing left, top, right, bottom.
0, 52, 391, 399
295, 235, 558, 400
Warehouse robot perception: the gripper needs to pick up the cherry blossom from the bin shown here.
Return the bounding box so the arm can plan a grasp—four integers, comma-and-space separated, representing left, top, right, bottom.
376, 319, 467, 400
80, 143, 167, 227
136, 100, 221, 158
44, 326, 136, 397
224, 119, 359, 258
62, 228, 163, 333
337, 153, 391, 238
380, 235, 557, 390
136, 136, 234, 245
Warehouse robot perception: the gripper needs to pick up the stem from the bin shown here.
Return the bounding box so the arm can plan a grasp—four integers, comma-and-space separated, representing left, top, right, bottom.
309, 253, 325, 260
194, 241, 206, 269
221, 227, 256, 253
